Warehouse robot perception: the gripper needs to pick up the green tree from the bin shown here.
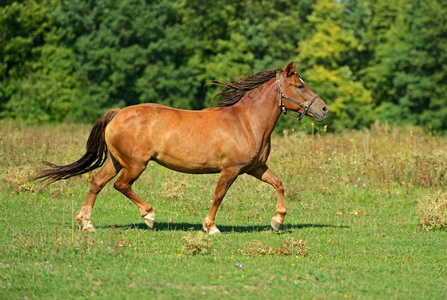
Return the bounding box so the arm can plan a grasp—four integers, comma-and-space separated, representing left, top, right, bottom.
358, 0, 410, 125
296, 0, 373, 131
0, 0, 76, 123
360, 0, 447, 130
242, 0, 315, 72
5, 37, 78, 123
389, 0, 447, 130
176, 0, 251, 105
54, 0, 199, 122
177, 0, 315, 107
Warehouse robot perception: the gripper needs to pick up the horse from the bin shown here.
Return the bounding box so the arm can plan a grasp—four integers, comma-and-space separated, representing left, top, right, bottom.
35, 62, 329, 235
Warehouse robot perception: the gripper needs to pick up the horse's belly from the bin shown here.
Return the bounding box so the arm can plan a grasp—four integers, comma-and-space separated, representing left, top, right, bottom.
152, 151, 221, 174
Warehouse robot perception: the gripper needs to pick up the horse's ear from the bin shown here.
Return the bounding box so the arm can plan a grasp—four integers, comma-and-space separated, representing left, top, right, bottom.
284, 61, 296, 77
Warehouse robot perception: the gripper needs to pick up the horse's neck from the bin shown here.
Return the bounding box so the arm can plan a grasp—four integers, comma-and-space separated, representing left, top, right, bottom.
236, 80, 282, 137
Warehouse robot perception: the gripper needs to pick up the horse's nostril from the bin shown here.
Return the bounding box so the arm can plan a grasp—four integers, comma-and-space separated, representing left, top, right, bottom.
322, 106, 329, 113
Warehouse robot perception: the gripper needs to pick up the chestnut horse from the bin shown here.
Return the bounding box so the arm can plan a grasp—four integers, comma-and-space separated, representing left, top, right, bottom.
35, 62, 329, 234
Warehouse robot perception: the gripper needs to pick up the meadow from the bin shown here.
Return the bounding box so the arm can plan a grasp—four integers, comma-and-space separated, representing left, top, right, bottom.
1, 121, 446, 299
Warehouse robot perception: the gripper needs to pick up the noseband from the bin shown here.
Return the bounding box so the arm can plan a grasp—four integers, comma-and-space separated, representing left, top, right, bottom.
276, 72, 319, 121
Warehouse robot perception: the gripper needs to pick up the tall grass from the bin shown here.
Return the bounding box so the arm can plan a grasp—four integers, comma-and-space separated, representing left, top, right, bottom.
2, 120, 446, 193
273, 122, 447, 190
1, 120, 446, 299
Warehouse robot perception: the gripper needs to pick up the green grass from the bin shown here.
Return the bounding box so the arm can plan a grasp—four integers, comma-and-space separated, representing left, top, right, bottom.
1, 121, 446, 299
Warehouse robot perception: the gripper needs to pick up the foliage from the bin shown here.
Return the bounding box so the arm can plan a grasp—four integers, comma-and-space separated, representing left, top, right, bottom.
0, 0, 75, 123
359, 0, 447, 131
297, 0, 373, 131
392, 0, 447, 130
53, 0, 199, 121
1, 0, 447, 131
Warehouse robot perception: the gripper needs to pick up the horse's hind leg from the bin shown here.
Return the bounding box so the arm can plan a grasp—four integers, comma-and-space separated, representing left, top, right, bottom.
248, 165, 286, 232
76, 158, 121, 231
113, 165, 155, 228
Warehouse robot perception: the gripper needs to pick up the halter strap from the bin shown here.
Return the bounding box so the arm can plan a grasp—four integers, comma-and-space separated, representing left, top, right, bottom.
276, 72, 319, 121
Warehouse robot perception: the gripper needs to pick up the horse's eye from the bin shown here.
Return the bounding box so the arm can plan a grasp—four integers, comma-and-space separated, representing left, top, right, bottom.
296, 85, 305, 90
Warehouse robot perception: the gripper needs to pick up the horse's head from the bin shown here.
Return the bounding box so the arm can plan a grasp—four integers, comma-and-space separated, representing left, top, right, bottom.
277, 62, 329, 122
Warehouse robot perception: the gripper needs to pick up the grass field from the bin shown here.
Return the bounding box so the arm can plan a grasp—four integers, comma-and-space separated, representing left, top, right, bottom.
1, 121, 446, 299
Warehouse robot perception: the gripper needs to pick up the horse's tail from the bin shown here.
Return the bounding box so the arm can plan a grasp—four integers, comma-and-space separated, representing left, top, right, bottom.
35, 108, 121, 185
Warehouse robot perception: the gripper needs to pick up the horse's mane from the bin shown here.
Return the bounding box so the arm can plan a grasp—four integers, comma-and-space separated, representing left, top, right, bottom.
210, 68, 282, 107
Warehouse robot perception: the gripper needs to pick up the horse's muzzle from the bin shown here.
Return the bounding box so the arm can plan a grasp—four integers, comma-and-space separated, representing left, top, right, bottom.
310, 105, 329, 122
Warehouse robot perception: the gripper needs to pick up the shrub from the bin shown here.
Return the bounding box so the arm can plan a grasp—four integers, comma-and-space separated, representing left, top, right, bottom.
182, 232, 212, 255
417, 191, 447, 230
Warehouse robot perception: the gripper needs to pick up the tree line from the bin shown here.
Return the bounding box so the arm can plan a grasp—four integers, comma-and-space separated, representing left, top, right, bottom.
1, 0, 446, 132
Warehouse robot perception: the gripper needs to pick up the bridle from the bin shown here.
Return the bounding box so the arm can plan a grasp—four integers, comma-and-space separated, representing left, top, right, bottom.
276, 72, 319, 121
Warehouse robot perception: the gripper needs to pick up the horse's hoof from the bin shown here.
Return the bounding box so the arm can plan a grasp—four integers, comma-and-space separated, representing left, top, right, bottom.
83, 226, 96, 232
271, 219, 281, 232
143, 212, 155, 229
202, 222, 221, 235
209, 228, 221, 235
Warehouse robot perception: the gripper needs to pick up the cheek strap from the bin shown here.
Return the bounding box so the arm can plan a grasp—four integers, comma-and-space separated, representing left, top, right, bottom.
276, 72, 319, 121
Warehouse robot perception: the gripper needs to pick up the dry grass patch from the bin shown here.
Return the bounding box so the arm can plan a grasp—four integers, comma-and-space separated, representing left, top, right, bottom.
0, 165, 36, 187
417, 191, 447, 230
238, 239, 309, 257
182, 232, 212, 255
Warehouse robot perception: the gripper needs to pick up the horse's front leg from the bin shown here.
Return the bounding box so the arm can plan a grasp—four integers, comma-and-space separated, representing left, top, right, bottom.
248, 165, 286, 231
203, 169, 239, 235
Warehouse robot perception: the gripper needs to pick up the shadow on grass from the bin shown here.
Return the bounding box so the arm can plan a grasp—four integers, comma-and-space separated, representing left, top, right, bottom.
98, 222, 348, 233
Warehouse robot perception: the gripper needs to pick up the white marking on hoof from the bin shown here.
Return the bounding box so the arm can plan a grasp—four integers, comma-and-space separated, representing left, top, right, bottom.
209, 228, 221, 235
143, 212, 155, 229
75, 206, 95, 231
271, 219, 281, 232
202, 218, 209, 233
81, 219, 96, 232
83, 225, 96, 232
